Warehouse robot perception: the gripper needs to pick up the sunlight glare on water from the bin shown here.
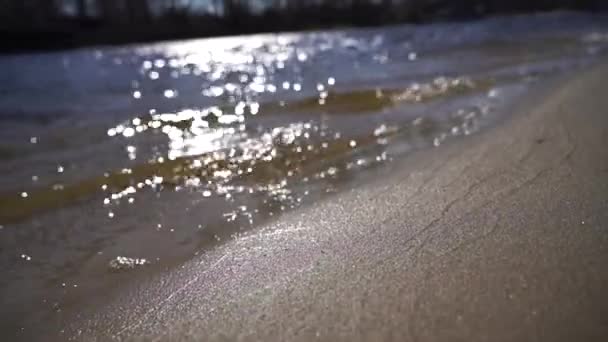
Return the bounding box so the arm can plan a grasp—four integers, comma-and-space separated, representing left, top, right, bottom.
1, 12, 608, 336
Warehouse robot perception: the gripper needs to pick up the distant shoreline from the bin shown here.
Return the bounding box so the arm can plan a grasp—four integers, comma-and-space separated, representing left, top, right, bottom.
1, 8, 606, 55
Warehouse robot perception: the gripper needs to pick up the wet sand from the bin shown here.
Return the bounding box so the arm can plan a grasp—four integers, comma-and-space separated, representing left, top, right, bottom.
62, 61, 608, 341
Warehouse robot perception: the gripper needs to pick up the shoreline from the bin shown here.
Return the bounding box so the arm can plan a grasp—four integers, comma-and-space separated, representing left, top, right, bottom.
2, 9, 606, 55
55, 60, 608, 341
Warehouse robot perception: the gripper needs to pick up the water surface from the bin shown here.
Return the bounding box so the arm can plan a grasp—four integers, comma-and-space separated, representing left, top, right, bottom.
1, 12, 608, 339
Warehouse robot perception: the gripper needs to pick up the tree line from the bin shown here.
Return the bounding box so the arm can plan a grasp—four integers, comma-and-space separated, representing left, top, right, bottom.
0, 0, 606, 51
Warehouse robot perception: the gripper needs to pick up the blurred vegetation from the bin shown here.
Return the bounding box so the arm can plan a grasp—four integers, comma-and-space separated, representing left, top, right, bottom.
0, 0, 607, 52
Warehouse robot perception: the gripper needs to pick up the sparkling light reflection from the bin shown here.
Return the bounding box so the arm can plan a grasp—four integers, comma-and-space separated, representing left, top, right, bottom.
6, 30, 509, 264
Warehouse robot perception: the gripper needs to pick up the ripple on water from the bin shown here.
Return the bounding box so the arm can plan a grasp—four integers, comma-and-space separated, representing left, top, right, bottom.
1, 14, 608, 335
108, 256, 149, 272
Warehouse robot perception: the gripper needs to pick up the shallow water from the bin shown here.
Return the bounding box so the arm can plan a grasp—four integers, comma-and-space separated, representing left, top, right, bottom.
1, 12, 608, 338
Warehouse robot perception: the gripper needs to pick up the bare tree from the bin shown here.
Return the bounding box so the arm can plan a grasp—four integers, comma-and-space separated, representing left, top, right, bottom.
75, 0, 88, 19
125, 0, 152, 22
98, 0, 125, 22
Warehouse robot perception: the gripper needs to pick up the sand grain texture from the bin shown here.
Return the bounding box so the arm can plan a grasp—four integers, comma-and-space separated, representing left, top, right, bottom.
68, 62, 608, 342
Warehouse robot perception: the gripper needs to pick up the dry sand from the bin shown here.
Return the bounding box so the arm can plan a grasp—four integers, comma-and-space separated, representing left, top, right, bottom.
65, 62, 608, 341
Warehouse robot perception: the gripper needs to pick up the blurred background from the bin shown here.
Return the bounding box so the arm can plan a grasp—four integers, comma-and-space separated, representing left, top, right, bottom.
2, 0, 608, 52
2, 1, 608, 340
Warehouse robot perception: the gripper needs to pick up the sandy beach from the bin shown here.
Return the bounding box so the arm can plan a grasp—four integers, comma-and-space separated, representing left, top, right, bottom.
54, 59, 608, 341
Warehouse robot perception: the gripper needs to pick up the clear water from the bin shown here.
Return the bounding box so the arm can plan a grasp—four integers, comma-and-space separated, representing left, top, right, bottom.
1, 12, 607, 338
